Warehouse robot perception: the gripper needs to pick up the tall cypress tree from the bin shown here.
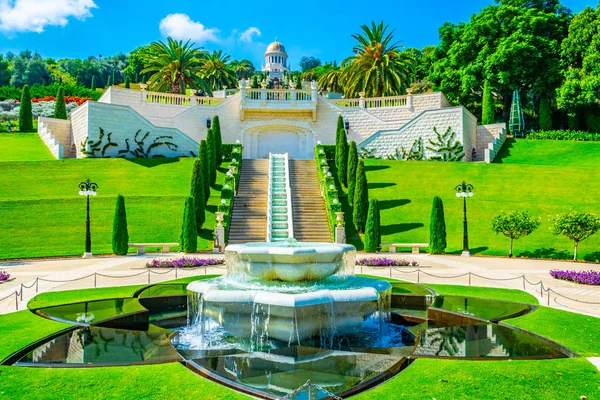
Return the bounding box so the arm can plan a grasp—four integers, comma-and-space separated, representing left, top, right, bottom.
124, 74, 130, 89
335, 115, 348, 186
200, 140, 211, 202
481, 79, 495, 125
107, 74, 113, 87
206, 128, 217, 185
539, 95, 553, 131
364, 198, 381, 253
190, 159, 206, 234
353, 160, 369, 233
251, 75, 259, 89
181, 196, 198, 253
347, 141, 358, 207
429, 196, 447, 254
54, 86, 67, 120
112, 194, 129, 255
112, 70, 117, 85
212, 115, 222, 165
91, 76, 96, 91
19, 85, 33, 132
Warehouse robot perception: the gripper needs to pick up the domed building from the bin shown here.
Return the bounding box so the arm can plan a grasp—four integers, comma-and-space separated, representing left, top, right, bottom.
262, 39, 289, 86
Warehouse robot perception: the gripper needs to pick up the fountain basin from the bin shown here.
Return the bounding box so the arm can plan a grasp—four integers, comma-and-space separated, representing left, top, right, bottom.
225, 241, 356, 282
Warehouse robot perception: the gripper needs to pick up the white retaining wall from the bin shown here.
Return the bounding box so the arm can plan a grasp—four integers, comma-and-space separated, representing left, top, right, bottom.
37, 117, 72, 158
476, 123, 507, 163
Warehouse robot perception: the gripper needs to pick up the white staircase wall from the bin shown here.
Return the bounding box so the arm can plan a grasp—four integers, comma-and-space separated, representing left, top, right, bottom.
477, 123, 508, 163
37, 117, 72, 159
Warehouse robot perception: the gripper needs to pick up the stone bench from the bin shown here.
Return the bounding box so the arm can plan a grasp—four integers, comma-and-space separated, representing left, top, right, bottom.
381, 243, 429, 254
128, 243, 179, 255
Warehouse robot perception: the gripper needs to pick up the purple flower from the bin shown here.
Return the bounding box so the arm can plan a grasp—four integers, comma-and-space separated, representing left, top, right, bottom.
0, 271, 10, 281
550, 269, 600, 285
357, 257, 418, 267
146, 257, 224, 268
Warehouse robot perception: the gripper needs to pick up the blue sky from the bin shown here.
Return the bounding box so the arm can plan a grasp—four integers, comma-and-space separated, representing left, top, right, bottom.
0, 0, 594, 69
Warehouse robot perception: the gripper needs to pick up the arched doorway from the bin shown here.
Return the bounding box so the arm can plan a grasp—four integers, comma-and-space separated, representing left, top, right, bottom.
242, 123, 315, 160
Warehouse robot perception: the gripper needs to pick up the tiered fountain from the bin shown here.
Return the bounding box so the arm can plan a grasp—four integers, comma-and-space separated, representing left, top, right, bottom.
185, 239, 392, 349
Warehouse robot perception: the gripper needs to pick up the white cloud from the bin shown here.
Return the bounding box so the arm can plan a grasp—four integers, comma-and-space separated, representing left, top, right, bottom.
239, 27, 261, 43
0, 0, 97, 34
159, 14, 219, 44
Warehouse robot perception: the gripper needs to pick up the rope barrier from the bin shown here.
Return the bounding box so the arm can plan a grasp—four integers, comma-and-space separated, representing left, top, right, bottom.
38, 273, 96, 283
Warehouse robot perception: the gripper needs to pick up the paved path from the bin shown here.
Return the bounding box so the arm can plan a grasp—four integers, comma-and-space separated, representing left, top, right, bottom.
1, 252, 599, 317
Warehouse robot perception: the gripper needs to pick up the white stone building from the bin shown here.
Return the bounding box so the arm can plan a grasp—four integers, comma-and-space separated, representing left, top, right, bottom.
262, 40, 289, 85
37, 42, 506, 163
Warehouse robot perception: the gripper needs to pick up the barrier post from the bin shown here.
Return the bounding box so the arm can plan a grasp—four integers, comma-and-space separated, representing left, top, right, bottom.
468, 272, 471, 286
547, 289, 551, 306
175, 267, 178, 279
417, 270, 420, 283
35, 278, 39, 293
540, 282, 543, 298
94, 273, 97, 288
389, 265, 391, 278
20, 285, 24, 301
148, 270, 151, 284
15, 291, 18, 311
522, 276, 525, 291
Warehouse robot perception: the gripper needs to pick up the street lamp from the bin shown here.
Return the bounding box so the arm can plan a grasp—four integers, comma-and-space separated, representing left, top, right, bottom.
78, 179, 98, 258
455, 181, 474, 257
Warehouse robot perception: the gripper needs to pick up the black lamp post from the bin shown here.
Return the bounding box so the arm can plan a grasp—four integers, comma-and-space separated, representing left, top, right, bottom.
78, 179, 98, 258
455, 181, 474, 257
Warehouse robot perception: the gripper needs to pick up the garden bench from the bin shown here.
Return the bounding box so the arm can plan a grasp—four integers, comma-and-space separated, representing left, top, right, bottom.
128, 243, 179, 255
381, 243, 428, 254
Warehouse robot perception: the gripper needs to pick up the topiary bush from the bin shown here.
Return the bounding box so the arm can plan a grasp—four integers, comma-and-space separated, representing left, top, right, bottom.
200, 140, 210, 203
429, 196, 447, 254
347, 141, 358, 207
481, 79, 495, 125
91, 76, 96, 91
364, 198, 380, 252
190, 159, 206, 233
353, 159, 369, 234
181, 196, 197, 253
124, 74, 130, 89
219, 155, 242, 241
527, 130, 600, 141
53, 86, 67, 120
112, 194, 129, 255
539, 95, 553, 131
315, 144, 343, 239
18, 85, 33, 132
335, 116, 348, 187
212, 116, 222, 166
206, 128, 217, 186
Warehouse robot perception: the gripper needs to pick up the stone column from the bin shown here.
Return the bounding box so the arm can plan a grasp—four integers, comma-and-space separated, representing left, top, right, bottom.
335, 212, 346, 244
359, 92, 365, 109
311, 81, 318, 105
239, 79, 246, 106
190, 95, 197, 106
407, 93, 413, 109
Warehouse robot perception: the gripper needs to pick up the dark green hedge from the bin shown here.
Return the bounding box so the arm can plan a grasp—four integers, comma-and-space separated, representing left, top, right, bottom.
527, 130, 600, 141
315, 144, 343, 240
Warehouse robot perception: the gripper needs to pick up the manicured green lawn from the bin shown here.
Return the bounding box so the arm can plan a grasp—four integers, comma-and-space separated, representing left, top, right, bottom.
506, 306, 600, 357
0, 138, 227, 258
424, 284, 539, 304
0, 133, 53, 161
354, 141, 600, 261
495, 138, 600, 168
357, 358, 599, 399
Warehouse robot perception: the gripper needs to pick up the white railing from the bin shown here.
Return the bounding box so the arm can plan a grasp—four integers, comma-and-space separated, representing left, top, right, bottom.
244, 89, 314, 101
364, 96, 407, 108
145, 91, 225, 106
330, 98, 361, 108
267, 153, 273, 242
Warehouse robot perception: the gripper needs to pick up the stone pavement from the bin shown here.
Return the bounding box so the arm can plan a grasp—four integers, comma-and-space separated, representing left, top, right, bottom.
0, 252, 599, 317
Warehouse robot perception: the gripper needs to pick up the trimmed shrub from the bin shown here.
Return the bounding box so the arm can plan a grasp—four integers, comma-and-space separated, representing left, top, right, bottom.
481, 79, 494, 125
18, 85, 33, 132
335, 116, 348, 187
112, 70, 117, 85
124, 74, 130, 89
111, 194, 129, 255
364, 198, 381, 252
315, 144, 343, 239
200, 140, 210, 202
206, 128, 217, 186
539, 96, 553, 131
53, 87, 67, 120
251, 76, 259, 89
181, 196, 197, 253
296, 78, 302, 90
347, 141, 358, 206
190, 159, 206, 233
527, 130, 600, 141
91, 76, 96, 91
213, 115, 222, 166
353, 160, 369, 233
429, 196, 447, 254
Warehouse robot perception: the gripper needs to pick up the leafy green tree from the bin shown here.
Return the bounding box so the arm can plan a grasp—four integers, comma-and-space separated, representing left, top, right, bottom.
230, 59, 256, 79
296, 78, 302, 90
551, 211, 600, 261
251, 75, 259, 88
19, 85, 33, 132
112, 194, 129, 255
0, 55, 10, 86
90, 76, 96, 91
429, 196, 447, 254
190, 159, 206, 234
341, 21, 415, 97
206, 128, 217, 185
53, 86, 67, 120
141, 38, 210, 94
212, 116, 222, 165
181, 196, 198, 253
364, 198, 381, 252
353, 160, 369, 233
481, 79, 495, 125
492, 211, 541, 257
200, 140, 211, 202
124, 74, 130, 89
347, 141, 358, 206
538, 95, 553, 130
299, 56, 322, 72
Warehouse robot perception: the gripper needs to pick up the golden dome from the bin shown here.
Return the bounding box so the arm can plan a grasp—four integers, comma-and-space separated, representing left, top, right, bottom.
266, 40, 286, 54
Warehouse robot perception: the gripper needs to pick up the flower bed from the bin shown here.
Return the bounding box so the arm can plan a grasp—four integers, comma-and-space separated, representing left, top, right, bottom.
146, 257, 224, 268
0, 271, 10, 281
550, 269, 600, 285
357, 257, 419, 267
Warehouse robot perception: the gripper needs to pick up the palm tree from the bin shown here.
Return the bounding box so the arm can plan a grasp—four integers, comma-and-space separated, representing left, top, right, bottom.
201, 50, 238, 93
141, 38, 209, 94
230, 59, 255, 80
318, 68, 343, 93
341, 21, 415, 98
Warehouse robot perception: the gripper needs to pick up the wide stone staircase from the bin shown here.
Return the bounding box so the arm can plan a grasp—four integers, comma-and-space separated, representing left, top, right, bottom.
289, 160, 332, 242
228, 159, 269, 244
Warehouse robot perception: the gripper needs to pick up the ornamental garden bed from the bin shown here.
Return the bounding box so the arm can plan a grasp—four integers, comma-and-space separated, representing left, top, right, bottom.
550, 269, 600, 285
146, 257, 224, 269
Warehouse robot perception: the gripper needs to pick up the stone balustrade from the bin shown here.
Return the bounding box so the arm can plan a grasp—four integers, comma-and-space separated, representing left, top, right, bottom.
143, 90, 224, 107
